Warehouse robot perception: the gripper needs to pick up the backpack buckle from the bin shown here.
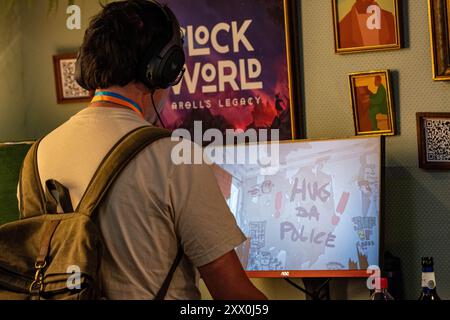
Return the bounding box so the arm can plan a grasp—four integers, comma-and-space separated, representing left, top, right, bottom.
29, 261, 47, 297
35, 261, 47, 269
29, 278, 44, 297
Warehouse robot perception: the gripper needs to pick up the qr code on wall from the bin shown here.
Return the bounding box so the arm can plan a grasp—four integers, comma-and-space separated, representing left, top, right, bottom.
425, 119, 450, 162
60, 59, 90, 99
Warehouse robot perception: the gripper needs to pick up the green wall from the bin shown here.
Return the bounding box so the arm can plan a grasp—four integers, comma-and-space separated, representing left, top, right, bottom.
20, 0, 98, 140
0, 0, 449, 300
0, 143, 31, 225
0, 2, 26, 142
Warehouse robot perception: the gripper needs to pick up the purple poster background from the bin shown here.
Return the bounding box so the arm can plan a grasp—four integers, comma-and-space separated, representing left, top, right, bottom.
163, 0, 295, 140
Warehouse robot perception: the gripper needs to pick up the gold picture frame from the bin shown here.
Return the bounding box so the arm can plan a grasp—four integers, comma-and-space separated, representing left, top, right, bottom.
428, 0, 450, 80
349, 70, 396, 136
332, 0, 402, 54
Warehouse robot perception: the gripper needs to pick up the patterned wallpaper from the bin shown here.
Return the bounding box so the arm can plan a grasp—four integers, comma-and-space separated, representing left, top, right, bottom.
300, 0, 450, 299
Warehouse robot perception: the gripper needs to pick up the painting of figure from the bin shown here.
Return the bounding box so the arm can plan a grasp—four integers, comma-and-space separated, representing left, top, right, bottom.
333, 0, 401, 53
349, 70, 396, 136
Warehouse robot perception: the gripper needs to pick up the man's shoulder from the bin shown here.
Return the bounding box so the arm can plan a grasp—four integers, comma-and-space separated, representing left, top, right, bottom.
137, 136, 174, 158
134, 136, 201, 168
141, 135, 198, 154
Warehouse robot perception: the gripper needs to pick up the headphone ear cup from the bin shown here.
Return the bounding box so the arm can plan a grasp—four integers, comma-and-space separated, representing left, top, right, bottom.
154, 47, 185, 89
143, 46, 185, 89
142, 55, 161, 89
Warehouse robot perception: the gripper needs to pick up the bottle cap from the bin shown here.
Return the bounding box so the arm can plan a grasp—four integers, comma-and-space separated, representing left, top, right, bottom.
379, 278, 388, 290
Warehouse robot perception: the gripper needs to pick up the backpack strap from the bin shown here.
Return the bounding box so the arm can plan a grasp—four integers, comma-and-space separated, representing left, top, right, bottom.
19, 139, 46, 219
76, 126, 184, 300
45, 180, 74, 214
154, 247, 184, 301
76, 126, 171, 217
30, 180, 74, 299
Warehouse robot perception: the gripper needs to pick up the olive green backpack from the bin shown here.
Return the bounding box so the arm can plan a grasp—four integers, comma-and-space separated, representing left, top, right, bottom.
0, 126, 183, 300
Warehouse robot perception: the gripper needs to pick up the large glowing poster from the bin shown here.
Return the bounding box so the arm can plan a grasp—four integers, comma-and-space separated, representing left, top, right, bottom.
163, 0, 299, 140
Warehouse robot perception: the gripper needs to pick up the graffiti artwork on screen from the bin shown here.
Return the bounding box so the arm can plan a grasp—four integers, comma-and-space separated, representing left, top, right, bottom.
214, 138, 381, 273
163, 0, 296, 141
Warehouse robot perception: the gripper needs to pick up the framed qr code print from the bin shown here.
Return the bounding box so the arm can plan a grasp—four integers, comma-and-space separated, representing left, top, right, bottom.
53, 53, 93, 104
417, 113, 450, 170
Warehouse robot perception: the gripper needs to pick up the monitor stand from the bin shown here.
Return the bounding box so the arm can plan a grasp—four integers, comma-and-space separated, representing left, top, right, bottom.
284, 278, 331, 301
304, 278, 331, 300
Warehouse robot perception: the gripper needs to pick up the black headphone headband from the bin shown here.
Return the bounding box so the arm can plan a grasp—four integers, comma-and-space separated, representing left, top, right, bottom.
139, 0, 186, 90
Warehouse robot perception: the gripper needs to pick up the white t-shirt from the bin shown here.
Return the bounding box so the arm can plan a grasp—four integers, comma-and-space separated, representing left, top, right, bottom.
34, 107, 246, 300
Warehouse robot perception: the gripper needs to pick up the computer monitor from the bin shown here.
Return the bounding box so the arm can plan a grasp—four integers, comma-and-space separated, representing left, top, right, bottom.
213, 136, 383, 278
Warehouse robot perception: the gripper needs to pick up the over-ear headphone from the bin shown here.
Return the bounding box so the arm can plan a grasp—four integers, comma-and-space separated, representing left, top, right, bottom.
138, 0, 185, 90
75, 0, 185, 91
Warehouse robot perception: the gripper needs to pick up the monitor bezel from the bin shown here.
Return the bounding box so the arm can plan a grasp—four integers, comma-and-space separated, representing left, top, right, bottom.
216, 136, 385, 279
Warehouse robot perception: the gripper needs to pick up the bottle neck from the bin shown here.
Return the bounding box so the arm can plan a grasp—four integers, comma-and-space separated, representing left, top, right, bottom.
422, 266, 434, 273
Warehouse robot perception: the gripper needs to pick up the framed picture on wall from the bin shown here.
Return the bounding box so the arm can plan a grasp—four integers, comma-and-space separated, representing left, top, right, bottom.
332, 0, 401, 54
160, 0, 303, 141
428, 0, 450, 81
349, 70, 396, 136
416, 113, 450, 170
52, 53, 93, 104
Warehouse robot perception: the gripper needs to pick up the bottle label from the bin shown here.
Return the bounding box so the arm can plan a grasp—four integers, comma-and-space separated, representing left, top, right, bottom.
422, 272, 436, 289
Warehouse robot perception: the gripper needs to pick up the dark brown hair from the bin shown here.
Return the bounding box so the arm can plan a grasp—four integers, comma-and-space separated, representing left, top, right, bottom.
76, 0, 171, 90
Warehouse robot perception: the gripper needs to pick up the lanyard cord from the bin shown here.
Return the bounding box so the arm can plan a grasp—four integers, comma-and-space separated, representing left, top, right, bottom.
91, 91, 144, 118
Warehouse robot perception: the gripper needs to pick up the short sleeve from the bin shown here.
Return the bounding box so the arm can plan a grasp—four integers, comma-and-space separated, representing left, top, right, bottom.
168, 141, 247, 268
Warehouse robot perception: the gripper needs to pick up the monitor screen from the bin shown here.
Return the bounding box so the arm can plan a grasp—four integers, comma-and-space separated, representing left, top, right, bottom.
213, 137, 382, 278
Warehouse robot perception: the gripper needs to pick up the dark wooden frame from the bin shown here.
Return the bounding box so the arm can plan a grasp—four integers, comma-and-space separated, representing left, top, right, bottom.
285, 0, 304, 139
332, 0, 402, 54
428, 0, 450, 80
416, 112, 450, 170
53, 53, 93, 104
